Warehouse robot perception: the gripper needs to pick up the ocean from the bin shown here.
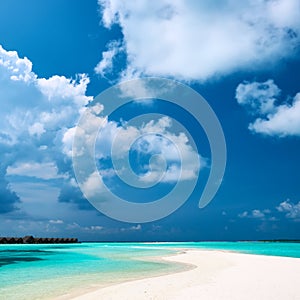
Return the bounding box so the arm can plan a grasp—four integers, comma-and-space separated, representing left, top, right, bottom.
1, 242, 299, 299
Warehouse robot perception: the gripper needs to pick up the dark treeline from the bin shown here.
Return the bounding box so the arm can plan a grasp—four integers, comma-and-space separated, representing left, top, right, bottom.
0, 236, 78, 244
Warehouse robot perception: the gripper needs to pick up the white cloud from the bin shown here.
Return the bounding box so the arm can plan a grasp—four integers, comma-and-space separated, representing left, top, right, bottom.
49, 219, 64, 224
97, 116, 202, 183
132, 130, 202, 183
64, 106, 109, 158
6, 162, 67, 180
121, 224, 142, 231
37, 74, 92, 107
68, 108, 203, 187
236, 79, 280, 115
94, 40, 122, 77
84, 225, 103, 231
238, 209, 270, 219
130, 224, 141, 231
238, 211, 248, 218
277, 199, 300, 220
98, 0, 300, 81
66, 222, 81, 230
28, 122, 45, 138
0, 44, 92, 150
62, 127, 78, 157
236, 80, 300, 136
0, 42, 96, 217
82, 172, 103, 198
117, 78, 151, 100
68, 113, 203, 201
0, 45, 35, 82
0, 42, 204, 220
250, 93, 300, 136
252, 209, 265, 219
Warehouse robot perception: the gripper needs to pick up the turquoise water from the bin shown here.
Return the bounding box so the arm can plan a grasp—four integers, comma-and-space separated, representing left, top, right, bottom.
1, 242, 299, 299
142, 241, 300, 258
0, 243, 180, 299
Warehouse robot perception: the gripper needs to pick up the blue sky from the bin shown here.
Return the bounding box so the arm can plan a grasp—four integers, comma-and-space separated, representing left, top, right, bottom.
0, 0, 300, 241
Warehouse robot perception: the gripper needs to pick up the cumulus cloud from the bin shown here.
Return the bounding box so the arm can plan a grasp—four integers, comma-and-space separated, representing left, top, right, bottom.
94, 40, 123, 77
58, 180, 95, 211
98, 0, 300, 81
67, 104, 203, 198
95, 115, 202, 184
0, 42, 203, 216
37, 74, 91, 107
130, 121, 203, 183
81, 171, 107, 198
0, 44, 93, 214
0, 169, 20, 214
277, 199, 300, 220
0, 45, 35, 82
131, 224, 141, 230
252, 209, 266, 219
49, 219, 64, 224
28, 122, 46, 138
236, 79, 280, 115
121, 224, 142, 231
250, 93, 300, 136
65, 106, 203, 201
0, 46, 91, 137
236, 80, 300, 136
238, 209, 272, 219
6, 162, 67, 180
0, 45, 92, 148
83, 225, 103, 231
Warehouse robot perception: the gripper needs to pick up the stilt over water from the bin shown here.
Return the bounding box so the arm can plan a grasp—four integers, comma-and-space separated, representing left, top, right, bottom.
0, 235, 78, 244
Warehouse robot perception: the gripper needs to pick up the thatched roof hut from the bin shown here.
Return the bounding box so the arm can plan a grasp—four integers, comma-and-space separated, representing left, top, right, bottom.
35, 237, 43, 243
0, 237, 8, 244
23, 235, 34, 244
0, 235, 79, 244
7, 237, 17, 244
41, 238, 50, 243
15, 237, 23, 244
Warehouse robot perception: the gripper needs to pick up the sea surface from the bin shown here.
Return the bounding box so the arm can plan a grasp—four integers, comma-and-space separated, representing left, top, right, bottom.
1, 242, 300, 299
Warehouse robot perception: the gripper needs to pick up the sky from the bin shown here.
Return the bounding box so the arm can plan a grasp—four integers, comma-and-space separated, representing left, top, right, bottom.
0, 0, 300, 241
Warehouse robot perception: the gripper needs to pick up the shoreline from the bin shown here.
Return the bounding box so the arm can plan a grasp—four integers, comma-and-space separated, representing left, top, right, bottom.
55, 249, 192, 300
69, 249, 300, 300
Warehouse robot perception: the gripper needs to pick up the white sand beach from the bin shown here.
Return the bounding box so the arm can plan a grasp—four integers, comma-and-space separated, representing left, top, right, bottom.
71, 250, 300, 300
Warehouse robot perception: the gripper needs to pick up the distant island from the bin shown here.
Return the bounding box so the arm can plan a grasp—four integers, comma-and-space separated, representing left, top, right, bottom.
0, 235, 79, 244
